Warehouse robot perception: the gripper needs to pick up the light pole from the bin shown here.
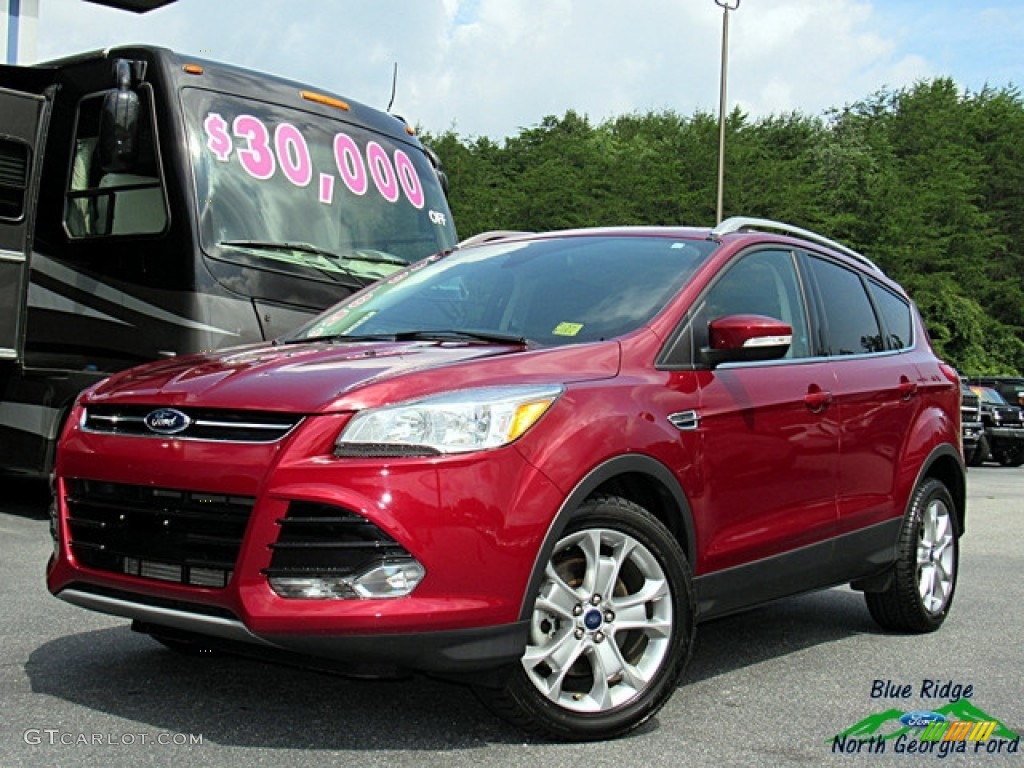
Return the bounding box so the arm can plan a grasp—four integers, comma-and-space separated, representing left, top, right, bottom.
3, 0, 39, 65
714, 0, 739, 224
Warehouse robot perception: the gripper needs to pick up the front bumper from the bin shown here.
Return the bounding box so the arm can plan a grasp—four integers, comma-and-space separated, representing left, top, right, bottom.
47, 411, 565, 672
987, 426, 1024, 440
962, 421, 984, 448
54, 584, 529, 672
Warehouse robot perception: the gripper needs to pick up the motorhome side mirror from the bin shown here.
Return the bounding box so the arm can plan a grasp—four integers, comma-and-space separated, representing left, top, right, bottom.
99, 59, 141, 173
701, 314, 792, 367
423, 145, 450, 197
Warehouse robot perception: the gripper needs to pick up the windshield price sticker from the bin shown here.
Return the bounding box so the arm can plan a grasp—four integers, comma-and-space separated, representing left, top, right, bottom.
203, 112, 426, 209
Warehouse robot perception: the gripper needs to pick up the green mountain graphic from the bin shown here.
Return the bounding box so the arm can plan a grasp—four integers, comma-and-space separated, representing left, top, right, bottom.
830, 699, 1020, 742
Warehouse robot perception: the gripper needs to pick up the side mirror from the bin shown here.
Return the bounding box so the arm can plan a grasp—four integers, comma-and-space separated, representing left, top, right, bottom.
423, 144, 450, 198
702, 314, 792, 367
99, 59, 141, 173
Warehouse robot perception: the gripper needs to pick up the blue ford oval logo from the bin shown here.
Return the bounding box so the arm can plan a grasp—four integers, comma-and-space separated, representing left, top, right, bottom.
144, 408, 191, 435
583, 609, 603, 631
899, 710, 946, 728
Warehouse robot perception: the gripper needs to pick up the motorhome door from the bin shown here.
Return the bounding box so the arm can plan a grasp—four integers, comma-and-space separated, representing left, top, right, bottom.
0, 85, 50, 363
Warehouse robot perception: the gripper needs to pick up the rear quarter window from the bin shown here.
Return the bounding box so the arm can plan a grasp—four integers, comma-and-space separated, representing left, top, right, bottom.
867, 280, 913, 350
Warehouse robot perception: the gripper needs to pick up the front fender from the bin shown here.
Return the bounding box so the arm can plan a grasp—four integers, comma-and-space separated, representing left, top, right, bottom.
516, 453, 696, 621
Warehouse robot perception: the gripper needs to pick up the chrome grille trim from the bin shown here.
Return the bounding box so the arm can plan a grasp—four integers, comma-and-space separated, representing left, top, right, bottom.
81, 405, 304, 443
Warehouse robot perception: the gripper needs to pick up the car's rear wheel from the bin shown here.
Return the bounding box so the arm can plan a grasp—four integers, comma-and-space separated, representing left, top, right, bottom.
482, 495, 694, 741
865, 477, 958, 633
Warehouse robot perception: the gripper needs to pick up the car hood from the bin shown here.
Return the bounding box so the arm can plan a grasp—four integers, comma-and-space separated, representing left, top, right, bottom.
85, 339, 621, 412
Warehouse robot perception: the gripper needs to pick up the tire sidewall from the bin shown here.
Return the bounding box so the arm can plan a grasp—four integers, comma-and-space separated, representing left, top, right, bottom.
904, 478, 959, 630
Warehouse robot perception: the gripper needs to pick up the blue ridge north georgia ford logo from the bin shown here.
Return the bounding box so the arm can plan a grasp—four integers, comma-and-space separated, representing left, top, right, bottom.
143, 408, 192, 435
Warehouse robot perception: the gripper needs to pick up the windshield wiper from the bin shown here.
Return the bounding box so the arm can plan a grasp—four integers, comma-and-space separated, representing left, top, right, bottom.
280, 333, 397, 345
219, 240, 408, 266
282, 330, 531, 347
220, 239, 343, 260
341, 249, 409, 266
394, 329, 531, 346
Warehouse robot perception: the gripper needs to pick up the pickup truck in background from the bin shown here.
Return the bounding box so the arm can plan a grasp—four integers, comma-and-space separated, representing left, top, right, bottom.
967, 384, 1024, 467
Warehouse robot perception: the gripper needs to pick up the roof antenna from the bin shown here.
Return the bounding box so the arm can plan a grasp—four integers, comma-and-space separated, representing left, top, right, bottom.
387, 62, 398, 112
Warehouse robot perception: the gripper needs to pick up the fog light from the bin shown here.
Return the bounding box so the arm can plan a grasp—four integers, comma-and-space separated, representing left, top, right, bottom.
269, 560, 425, 600
351, 562, 425, 598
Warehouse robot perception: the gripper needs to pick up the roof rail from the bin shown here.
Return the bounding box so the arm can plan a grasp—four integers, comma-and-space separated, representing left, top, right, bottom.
458, 230, 532, 247
711, 216, 882, 273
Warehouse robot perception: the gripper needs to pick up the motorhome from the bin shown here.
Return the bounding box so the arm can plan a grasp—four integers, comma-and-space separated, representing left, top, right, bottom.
0, 46, 458, 475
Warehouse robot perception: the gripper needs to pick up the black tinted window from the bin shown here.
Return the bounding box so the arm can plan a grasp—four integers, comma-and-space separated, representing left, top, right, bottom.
867, 281, 913, 350
808, 256, 882, 356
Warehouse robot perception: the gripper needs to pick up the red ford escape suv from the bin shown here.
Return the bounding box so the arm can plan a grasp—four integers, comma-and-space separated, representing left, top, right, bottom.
48, 218, 965, 741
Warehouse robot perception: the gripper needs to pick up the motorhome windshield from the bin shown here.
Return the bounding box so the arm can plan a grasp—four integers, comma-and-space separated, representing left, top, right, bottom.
182, 88, 457, 281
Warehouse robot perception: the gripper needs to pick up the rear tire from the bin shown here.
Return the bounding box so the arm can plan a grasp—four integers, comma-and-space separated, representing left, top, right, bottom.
865, 478, 958, 633
481, 495, 694, 741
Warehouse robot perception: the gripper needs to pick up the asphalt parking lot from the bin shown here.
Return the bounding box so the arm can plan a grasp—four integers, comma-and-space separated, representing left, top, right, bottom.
1, 468, 1020, 767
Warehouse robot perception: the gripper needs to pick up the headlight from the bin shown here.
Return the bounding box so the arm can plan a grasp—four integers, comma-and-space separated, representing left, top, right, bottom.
335, 384, 563, 457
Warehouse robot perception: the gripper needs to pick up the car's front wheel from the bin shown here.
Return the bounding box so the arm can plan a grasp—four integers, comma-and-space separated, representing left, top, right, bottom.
483, 495, 694, 741
865, 477, 958, 633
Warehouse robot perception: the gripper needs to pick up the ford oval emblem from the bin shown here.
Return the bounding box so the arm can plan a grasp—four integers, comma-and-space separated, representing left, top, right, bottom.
899, 710, 946, 728
144, 408, 192, 435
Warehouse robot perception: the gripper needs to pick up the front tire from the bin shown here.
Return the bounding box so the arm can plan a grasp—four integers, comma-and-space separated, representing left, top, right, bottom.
483, 495, 694, 741
865, 478, 958, 633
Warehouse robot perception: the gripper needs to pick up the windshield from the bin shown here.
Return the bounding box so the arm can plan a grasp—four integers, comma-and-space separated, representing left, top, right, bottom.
973, 387, 1009, 406
182, 88, 458, 281
288, 235, 715, 347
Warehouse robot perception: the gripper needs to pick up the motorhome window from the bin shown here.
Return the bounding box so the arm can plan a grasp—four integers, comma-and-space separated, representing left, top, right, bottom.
182, 88, 458, 282
0, 139, 30, 220
64, 86, 168, 238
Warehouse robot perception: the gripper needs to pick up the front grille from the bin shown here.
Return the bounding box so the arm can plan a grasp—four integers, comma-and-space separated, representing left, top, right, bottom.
66, 479, 255, 588
991, 406, 1022, 425
264, 502, 410, 578
961, 391, 980, 420
82, 404, 303, 442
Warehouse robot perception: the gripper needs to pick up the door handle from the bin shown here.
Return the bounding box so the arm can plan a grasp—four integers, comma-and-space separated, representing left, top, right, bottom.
804, 385, 833, 412
898, 376, 918, 400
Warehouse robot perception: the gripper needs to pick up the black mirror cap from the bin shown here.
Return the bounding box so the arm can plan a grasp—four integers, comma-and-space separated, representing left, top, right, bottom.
99, 59, 142, 173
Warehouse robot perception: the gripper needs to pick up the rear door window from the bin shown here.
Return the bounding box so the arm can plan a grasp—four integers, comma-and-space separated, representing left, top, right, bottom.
806, 256, 882, 356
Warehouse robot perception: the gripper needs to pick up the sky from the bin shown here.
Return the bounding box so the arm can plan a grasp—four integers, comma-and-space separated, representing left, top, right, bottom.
22, 0, 1024, 140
